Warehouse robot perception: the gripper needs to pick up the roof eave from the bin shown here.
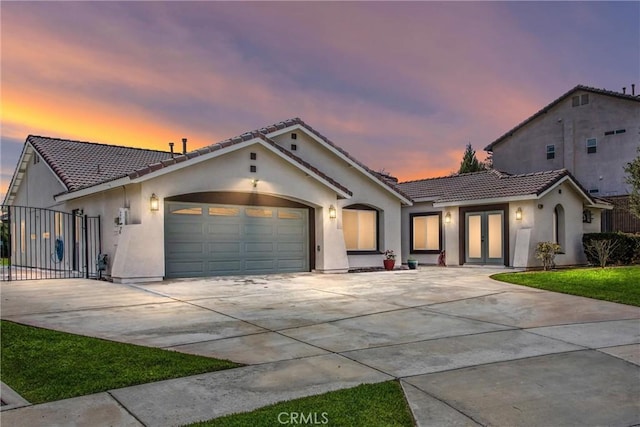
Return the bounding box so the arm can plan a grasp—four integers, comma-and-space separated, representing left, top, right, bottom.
433, 194, 536, 207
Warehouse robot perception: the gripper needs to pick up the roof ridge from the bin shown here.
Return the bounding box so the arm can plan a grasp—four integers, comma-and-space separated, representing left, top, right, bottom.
398, 169, 491, 185
28, 135, 173, 154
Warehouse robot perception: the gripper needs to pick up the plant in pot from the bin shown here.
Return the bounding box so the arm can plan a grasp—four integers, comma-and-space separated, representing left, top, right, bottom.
383, 249, 396, 270
407, 258, 418, 269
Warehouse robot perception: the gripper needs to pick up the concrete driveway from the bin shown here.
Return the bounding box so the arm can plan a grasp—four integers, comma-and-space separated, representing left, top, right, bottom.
1, 267, 639, 426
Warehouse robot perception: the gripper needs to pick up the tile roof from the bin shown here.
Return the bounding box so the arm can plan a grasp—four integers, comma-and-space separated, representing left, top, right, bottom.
28, 136, 173, 192
397, 169, 589, 204
485, 84, 640, 151
129, 131, 353, 197
26, 121, 356, 198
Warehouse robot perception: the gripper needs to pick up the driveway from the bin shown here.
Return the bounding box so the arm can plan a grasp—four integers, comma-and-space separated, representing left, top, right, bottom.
1, 267, 639, 426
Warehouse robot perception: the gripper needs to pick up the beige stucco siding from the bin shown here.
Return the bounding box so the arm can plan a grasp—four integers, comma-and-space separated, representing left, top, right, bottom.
12, 152, 66, 209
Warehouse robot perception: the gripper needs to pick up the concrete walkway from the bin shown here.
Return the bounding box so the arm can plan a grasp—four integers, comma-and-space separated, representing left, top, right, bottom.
1, 267, 639, 426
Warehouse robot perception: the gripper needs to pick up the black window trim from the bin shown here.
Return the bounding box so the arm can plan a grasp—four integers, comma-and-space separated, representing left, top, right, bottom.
409, 212, 443, 254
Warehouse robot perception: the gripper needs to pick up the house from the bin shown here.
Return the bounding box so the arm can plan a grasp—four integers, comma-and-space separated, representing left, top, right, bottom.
485, 84, 640, 232
3, 118, 612, 282
4, 118, 412, 282
397, 169, 609, 268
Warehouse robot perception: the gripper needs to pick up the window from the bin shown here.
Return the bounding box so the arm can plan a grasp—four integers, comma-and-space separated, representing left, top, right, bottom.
250, 165, 257, 173
586, 138, 597, 154
571, 96, 580, 107
546, 144, 555, 160
291, 144, 297, 151
343, 207, 378, 251
589, 188, 599, 194
410, 213, 442, 253
291, 132, 297, 140
615, 129, 626, 134
581, 94, 589, 105
246, 208, 273, 218
250, 152, 257, 160
170, 206, 202, 215
209, 207, 239, 216
33, 154, 40, 165
604, 131, 614, 136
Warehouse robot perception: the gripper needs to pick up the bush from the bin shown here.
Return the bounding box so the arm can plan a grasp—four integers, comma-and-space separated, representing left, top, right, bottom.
536, 241, 561, 271
583, 233, 640, 266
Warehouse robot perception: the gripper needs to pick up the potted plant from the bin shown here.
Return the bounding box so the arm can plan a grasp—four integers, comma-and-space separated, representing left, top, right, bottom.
407, 258, 418, 269
383, 249, 396, 270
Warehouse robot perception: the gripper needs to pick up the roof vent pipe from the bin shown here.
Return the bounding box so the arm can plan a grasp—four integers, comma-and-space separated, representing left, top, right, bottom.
632, 84, 636, 96
622, 87, 626, 94
169, 142, 174, 157
182, 138, 187, 154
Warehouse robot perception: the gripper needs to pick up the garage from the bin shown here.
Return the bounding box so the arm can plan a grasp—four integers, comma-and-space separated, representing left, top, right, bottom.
165, 201, 310, 278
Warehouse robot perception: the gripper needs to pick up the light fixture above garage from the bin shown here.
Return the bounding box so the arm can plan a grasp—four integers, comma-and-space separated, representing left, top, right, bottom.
150, 193, 159, 211
251, 179, 259, 188
329, 205, 337, 219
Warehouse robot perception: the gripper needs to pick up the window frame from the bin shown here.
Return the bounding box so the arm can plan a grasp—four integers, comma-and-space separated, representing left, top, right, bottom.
343, 204, 380, 254
546, 144, 555, 160
586, 138, 597, 154
409, 212, 443, 254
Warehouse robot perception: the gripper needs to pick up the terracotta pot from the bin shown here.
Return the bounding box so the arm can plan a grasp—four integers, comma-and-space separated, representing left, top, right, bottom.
383, 259, 395, 270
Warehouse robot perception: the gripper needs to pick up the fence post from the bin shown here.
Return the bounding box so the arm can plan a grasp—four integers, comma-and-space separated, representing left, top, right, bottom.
84, 214, 90, 279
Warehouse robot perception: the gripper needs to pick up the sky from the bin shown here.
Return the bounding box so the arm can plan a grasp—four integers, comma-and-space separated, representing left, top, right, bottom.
1, 1, 638, 200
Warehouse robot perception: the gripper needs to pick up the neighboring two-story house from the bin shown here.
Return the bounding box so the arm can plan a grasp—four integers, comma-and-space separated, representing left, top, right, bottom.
485, 85, 640, 232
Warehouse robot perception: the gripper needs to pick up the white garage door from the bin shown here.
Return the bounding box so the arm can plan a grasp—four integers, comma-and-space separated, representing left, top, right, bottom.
165, 202, 309, 278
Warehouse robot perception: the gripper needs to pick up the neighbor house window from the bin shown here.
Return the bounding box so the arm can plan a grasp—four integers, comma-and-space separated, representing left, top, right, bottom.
343, 206, 378, 252
581, 94, 589, 105
410, 213, 442, 253
546, 144, 555, 160
586, 138, 597, 154
571, 96, 580, 107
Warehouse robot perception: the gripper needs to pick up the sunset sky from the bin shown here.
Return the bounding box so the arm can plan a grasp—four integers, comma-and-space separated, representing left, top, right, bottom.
1, 1, 638, 200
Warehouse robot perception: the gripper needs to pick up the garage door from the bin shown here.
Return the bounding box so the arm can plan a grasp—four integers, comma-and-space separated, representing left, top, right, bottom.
165, 202, 309, 277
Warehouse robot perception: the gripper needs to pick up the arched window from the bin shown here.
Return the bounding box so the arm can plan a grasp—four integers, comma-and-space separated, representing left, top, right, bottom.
553, 204, 565, 251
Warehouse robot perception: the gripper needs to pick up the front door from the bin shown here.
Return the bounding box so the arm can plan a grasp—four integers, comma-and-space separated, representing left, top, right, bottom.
465, 211, 504, 264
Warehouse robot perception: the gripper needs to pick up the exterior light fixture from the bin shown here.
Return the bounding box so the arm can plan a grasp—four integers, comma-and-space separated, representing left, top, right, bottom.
515, 207, 523, 220
150, 193, 159, 211
329, 205, 337, 219
444, 212, 451, 223
251, 179, 259, 188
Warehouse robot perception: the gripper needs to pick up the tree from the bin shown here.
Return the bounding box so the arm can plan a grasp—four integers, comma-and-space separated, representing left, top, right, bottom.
458, 143, 486, 174
624, 148, 640, 219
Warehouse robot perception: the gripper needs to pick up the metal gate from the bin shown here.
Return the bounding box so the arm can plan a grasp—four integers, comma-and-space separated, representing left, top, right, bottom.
0, 205, 102, 281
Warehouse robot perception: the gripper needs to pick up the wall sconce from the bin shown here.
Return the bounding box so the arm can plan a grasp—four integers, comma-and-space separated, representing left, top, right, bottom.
515, 207, 523, 220
150, 193, 159, 211
444, 212, 451, 224
582, 209, 593, 223
329, 205, 337, 220
251, 179, 259, 188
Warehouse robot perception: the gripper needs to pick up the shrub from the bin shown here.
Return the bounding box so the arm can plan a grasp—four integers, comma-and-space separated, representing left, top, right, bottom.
584, 239, 619, 268
583, 233, 640, 266
536, 241, 561, 271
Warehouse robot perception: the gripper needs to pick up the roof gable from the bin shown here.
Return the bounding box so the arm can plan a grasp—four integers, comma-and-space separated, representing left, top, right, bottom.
397, 169, 596, 206
485, 84, 640, 151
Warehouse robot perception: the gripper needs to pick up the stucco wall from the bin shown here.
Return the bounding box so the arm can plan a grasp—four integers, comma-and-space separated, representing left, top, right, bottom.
12, 151, 66, 209
491, 92, 639, 197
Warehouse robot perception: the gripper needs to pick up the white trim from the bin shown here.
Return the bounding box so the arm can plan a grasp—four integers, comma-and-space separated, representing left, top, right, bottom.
265, 124, 413, 206
55, 137, 352, 202
537, 175, 592, 202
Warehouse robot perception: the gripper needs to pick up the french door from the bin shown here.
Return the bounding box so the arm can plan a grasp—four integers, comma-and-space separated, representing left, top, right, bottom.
465, 211, 504, 264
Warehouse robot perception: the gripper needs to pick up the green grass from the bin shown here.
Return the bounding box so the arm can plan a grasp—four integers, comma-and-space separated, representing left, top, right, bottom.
491, 265, 640, 306
0, 320, 241, 403
188, 381, 414, 427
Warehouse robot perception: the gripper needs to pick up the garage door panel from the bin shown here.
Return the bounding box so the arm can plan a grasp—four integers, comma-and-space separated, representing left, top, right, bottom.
208, 223, 241, 236
167, 242, 204, 255
166, 202, 308, 278
208, 260, 242, 272
208, 242, 241, 254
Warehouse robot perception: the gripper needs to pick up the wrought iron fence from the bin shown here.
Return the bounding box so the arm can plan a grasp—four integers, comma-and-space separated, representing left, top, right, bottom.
1, 205, 101, 281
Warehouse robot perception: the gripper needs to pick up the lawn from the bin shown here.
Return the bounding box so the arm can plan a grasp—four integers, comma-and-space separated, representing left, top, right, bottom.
0, 320, 241, 404
491, 265, 640, 306
189, 381, 414, 427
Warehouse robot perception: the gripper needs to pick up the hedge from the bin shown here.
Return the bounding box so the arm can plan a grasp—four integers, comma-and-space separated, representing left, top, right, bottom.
583, 232, 640, 266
